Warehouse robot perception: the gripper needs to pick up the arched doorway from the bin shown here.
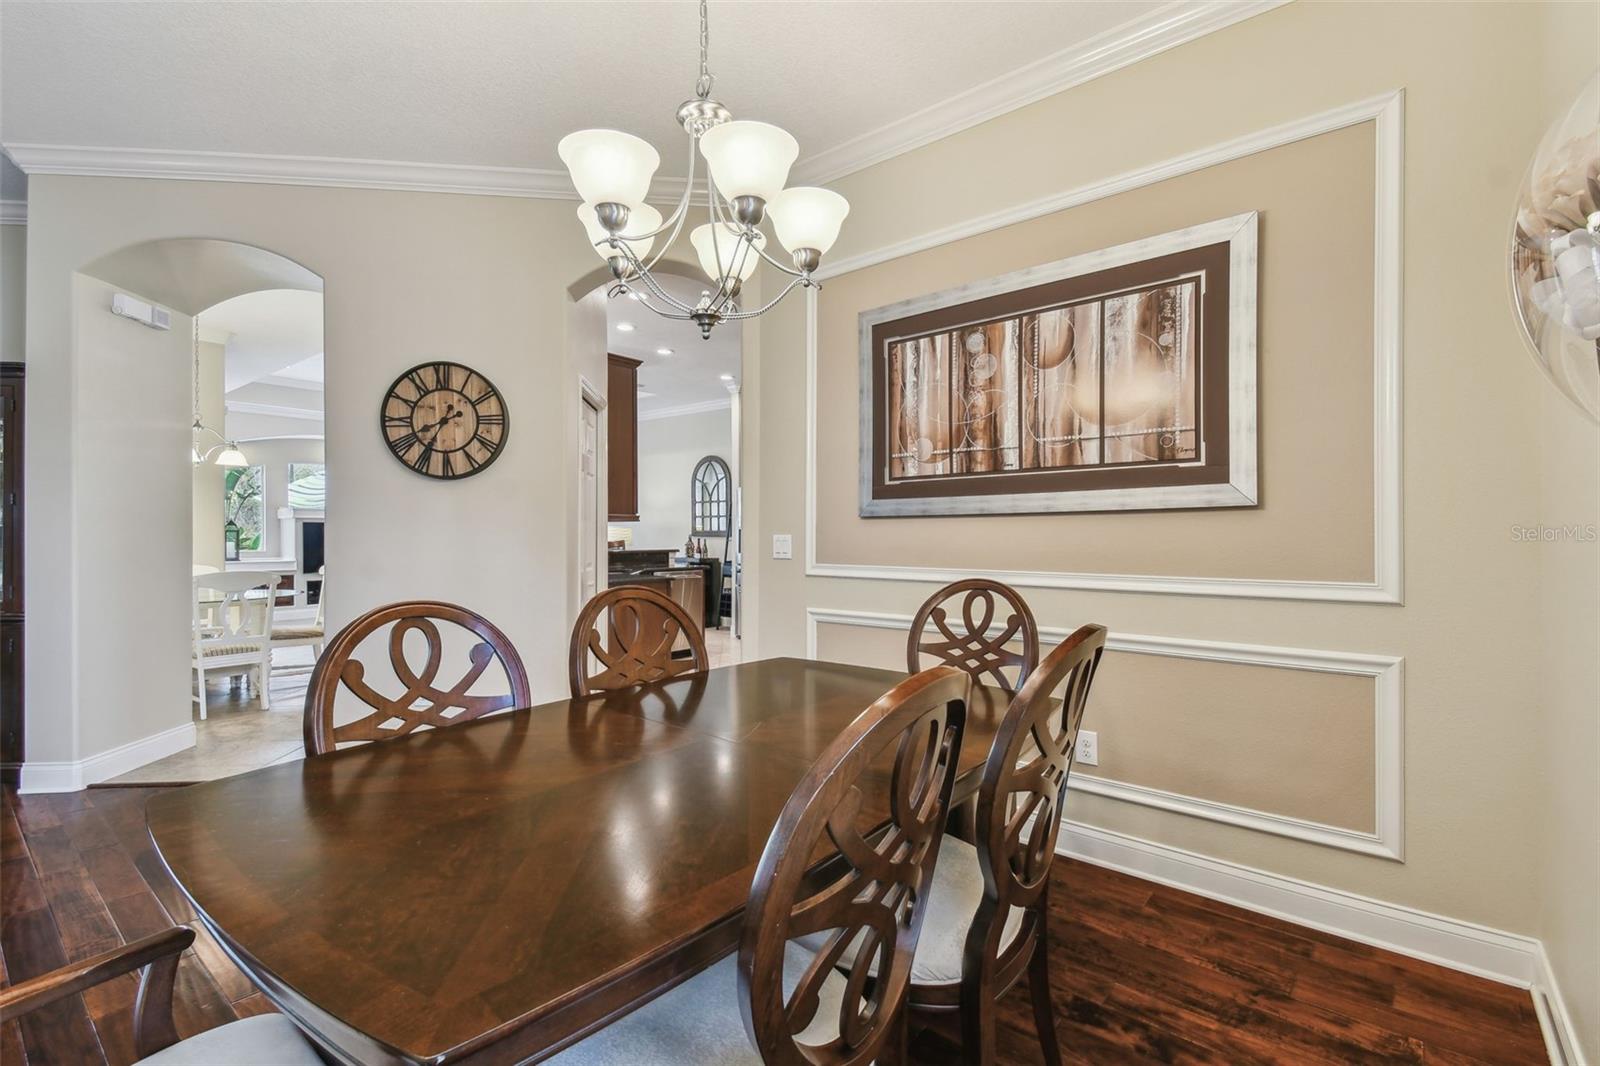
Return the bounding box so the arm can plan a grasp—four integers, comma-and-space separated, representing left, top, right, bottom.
62, 238, 326, 785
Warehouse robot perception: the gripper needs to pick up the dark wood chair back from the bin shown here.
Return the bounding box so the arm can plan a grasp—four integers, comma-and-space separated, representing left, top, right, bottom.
304, 600, 531, 756
968, 624, 1106, 992
738, 665, 970, 1065
908, 579, 1040, 694
569, 585, 709, 697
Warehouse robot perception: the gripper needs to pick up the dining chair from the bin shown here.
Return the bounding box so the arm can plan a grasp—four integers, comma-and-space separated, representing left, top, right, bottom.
905, 623, 1107, 1065
908, 578, 1041, 695
0, 925, 321, 1064
269, 564, 326, 664
191, 571, 278, 720
303, 600, 531, 755
568, 585, 709, 697
546, 664, 971, 1065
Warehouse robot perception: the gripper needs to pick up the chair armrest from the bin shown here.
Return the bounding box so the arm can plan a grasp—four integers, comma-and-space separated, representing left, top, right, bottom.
0, 925, 195, 1056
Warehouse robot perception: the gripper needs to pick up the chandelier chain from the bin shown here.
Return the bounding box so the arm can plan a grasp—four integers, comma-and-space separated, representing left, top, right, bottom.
191, 317, 200, 421
694, 0, 713, 100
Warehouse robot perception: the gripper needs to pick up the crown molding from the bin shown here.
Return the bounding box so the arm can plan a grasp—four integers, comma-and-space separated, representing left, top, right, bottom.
1, 142, 694, 205
637, 396, 732, 422
790, 0, 1289, 186
2, 1, 1284, 201
225, 399, 324, 422
0, 199, 25, 225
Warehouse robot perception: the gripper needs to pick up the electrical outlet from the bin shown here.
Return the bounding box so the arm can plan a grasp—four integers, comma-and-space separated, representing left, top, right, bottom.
1075, 730, 1099, 766
771, 533, 793, 560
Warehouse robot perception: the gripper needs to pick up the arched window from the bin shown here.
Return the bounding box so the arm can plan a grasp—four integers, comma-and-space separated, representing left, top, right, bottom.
690, 455, 732, 537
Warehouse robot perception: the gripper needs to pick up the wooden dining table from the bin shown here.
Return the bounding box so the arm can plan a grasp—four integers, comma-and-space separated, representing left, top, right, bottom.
145, 656, 1012, 1065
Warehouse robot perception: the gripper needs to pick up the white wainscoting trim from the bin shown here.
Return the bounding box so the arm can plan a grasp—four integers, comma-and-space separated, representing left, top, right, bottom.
17, 721, 197, 793
0, 199, 25, 225
806, 91, 1404, 605
791, 0, 1289, 186
806, 607, 1404, 860
1058, 820, 1548, 991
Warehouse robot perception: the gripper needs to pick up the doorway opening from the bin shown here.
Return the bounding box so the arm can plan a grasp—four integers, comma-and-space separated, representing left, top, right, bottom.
68, 238, 326, 784
593, 273, 744, 669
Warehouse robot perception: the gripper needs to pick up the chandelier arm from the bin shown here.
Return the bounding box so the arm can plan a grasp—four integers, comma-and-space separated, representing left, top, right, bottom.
613, 246, 701, 314
638, 148, 698, 273
749, 238, 808, 279
720, 274, 811, 320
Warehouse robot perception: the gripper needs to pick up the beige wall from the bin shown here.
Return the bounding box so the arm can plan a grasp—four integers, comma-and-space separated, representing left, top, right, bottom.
1, 224, 23, 361
756, 6, 1596, 1040
816, 121, 1377, 582
24, 177, 608, 772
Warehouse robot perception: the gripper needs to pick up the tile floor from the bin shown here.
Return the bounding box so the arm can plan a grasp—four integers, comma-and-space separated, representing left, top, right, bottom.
104, 629, 746, 785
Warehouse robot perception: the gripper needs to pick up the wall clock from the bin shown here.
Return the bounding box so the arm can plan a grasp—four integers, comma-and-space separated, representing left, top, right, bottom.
381, 361, 508, 480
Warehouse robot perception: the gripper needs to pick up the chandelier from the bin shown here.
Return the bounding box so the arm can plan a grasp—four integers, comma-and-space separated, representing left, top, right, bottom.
190, 318, 247, 467
559, 0, 849, 338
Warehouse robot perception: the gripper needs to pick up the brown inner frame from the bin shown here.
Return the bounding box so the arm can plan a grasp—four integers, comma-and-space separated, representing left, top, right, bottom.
869, 240, 1233, 502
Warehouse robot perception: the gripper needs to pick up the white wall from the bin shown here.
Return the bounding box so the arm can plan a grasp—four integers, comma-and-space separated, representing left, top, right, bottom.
191, 338, 225, 570
619, 406, 733, 555
73, 273, 193, 756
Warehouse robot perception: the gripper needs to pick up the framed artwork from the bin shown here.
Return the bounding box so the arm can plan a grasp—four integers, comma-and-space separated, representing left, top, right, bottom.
859, 213, 1258, 516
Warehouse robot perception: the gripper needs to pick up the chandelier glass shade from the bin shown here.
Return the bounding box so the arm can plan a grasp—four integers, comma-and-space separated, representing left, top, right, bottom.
557, 0, 848, 337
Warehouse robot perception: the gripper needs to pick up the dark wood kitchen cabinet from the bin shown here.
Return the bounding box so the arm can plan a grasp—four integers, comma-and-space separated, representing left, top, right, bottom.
607, 354, 641, 522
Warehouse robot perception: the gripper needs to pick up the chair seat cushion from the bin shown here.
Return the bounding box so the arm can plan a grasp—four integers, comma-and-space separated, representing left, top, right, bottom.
138, 1014, 322, 1065
545, 945, 845, 1065
801, 837, 1025, 987
271, 625, 324, 640
200, 641, 265, 657
908, 837, 1025, 985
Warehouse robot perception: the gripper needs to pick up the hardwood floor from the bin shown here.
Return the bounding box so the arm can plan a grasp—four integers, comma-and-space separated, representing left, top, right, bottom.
1, 786, 1546, 1065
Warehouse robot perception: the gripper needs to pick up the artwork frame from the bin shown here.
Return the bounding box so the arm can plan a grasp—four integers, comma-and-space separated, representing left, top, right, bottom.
859, 212, 1258, 516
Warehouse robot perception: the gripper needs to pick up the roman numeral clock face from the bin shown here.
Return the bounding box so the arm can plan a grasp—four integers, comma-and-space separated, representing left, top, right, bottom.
381, 362, 508, 480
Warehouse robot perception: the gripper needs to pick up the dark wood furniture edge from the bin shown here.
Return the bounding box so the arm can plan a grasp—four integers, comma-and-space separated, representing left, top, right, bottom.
0, 924, 194, 1059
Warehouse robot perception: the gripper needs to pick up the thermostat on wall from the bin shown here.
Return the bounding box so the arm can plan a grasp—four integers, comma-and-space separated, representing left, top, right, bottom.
110, 292, 172, 331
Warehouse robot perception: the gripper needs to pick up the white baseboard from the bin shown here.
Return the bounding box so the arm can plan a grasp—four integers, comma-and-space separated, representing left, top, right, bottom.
18, 721, 197, 793
1058, 821, 1575, 1065
1532, 942, 1585, 1065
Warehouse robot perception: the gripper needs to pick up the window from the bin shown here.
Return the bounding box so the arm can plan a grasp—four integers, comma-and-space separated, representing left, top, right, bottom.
288, 462, 326, 510
224, 466, 265, 551
690, 455, 731, 537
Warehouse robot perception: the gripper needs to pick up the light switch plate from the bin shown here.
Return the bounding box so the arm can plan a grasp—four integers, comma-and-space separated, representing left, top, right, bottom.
772, 534, 793, 560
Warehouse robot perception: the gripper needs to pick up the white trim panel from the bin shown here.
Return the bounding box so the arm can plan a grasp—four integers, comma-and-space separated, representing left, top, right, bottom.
806, 91, 1404, 604
17, 721, 198, 793
806, 607, 1404, 860
0, 199, 25, 225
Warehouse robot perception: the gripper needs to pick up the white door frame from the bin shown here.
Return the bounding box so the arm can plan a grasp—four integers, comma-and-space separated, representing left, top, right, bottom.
576, 375, 608, 620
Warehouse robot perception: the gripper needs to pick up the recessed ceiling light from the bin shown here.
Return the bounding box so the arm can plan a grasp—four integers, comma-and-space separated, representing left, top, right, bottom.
616, 322, 636, 332
656, 348, 674, 356
719, 373, 734, 381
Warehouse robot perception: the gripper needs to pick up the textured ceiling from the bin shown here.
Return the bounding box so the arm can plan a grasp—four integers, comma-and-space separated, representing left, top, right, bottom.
1, 0, 1168, 181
